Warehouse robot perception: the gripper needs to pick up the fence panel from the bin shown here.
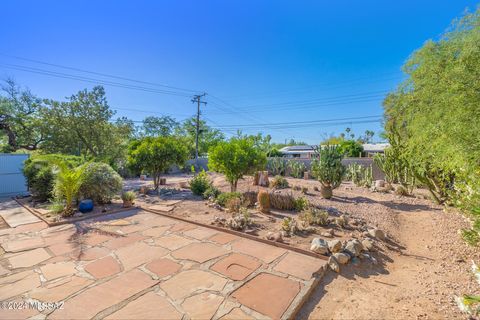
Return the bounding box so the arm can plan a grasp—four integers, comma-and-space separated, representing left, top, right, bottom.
0, 154, 29, 197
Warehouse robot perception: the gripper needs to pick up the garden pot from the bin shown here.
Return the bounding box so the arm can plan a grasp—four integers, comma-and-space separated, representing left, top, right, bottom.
320, 186, 333, 199
123, 200, 133, 208
79, 199, 94, 213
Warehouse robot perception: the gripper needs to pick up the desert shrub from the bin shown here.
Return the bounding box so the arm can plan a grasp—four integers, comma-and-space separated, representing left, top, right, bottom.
281, 217, 299, 236
294, 196, 309, 211
242, 191, 258, 207
269, 192, 296, 211
226, 197, 242, 213
121, 191, 136, 202
267, 157, 287, 176
189, 170, 210, 196
288, 161, 306, 178
23, 154, 84, 201
226, 207, 252, 230
257, 190, 270, 213
394, 185, 409, 196
299, 208, 329, 226
335, 215, 348, 228
292, 185, 301, 191
216, 192, 242, 207
271, 175, 289, 189
204, 185, 221, 200
301, 186, 308, 194
79, 162, 123, 204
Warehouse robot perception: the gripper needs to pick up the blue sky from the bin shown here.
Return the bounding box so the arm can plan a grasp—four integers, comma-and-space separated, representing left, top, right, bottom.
1, 0, 477, 144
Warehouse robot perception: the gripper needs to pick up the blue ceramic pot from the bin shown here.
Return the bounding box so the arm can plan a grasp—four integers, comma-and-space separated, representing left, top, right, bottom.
79, 199, 94, 213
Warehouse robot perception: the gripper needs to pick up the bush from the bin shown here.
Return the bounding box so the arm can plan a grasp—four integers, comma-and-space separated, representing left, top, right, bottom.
271, 175, 289, 189
301, 186, 308, 194
216, 192, 242, 207
269, 192, 296, 211
79, 162, 123, 204
338, 140, 364, 157
121, 191, 136, 202
189, 170, 210, 196
299, 208, 329, 226
294, 196, 309, 212
242, 191, 258, 207
23, 154, 84, 201
226, 197, 242, 213
281, 217, 299, 236
257, 190, 270, 213
204, 185, 220, 200
394, 185, 408, 196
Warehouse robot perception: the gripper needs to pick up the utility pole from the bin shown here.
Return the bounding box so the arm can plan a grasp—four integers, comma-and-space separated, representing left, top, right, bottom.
191, 93, 207, 168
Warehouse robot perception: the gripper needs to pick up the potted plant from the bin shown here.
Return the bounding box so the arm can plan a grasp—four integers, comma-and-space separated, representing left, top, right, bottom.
311, 145, 345, 199
121, 191, 136, 208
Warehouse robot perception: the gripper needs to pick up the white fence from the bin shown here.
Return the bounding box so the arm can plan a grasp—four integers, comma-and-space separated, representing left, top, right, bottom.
0, 154, 29, 197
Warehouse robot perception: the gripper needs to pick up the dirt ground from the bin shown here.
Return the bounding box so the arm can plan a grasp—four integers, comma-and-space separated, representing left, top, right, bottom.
134, 173, 480, 319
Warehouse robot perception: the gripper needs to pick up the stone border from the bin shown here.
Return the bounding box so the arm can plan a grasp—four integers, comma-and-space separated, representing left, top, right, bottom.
141, 206, 328, 262
14, 197, 141, 227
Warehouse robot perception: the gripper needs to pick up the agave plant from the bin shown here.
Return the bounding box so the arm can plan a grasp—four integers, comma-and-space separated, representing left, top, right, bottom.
52, 161, 88, 217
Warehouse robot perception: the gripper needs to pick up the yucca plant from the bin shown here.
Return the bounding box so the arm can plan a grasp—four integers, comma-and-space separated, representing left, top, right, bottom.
53, 161, 88, 217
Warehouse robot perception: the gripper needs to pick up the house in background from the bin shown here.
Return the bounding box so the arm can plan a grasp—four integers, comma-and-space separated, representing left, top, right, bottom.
279, 143, 390, 159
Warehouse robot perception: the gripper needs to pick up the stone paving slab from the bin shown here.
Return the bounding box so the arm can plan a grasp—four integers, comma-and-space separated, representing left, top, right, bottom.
0, 209, 327, 319
0, 200, 40, 227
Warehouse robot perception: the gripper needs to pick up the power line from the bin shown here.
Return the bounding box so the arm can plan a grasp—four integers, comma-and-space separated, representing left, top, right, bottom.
0, 53, 200, 93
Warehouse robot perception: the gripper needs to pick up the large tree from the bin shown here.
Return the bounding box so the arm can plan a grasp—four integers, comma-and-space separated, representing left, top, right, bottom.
383, 8, 480, 208
0, 79, 44, 151
175, 117, 225, 157
140, 115, 179, 137
41, 86, 134, 166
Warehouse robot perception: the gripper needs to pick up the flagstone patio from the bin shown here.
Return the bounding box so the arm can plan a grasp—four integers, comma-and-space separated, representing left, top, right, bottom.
0, 202, 327, 319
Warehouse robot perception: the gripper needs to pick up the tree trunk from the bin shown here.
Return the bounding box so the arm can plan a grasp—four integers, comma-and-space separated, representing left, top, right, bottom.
231, 180, 238, 192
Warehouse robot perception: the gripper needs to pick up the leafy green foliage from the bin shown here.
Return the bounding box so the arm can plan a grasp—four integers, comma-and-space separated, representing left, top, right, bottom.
127, 136, 189, 190
383, 9, 480, 208
293, 196, 309, 212
208, 137, 266, 192
79, 162, 123, 204
140, 116, 179, 137
203, 185, 220, 200
121, 191, 136, 202
53, 161, 88, 216
338, 140, 364, 157
288, 160, 306, 178
175, 117, 225, 157
189, 170, 210, 196
216, 192, 242, 207
311, 146, 345, 189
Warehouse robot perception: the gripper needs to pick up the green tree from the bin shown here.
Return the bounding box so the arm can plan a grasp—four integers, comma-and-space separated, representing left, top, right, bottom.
338, 140, 364, 157
41, 86, 134, 166
0, 79, 44, 151
175, 117, 225, 157
383, 8, 480, 208
141, 116, 179, 137
208, 137, 266, 191
127, 137, 189, 190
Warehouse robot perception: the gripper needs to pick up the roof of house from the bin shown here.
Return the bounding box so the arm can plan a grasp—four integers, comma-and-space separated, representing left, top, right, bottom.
279, 143, 390, 154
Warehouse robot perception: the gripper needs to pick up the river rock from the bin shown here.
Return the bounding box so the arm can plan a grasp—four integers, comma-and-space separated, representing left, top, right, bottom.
328, 256, 340, 273
362, 239, 374, 251
266, 231, 283, 242
368, 228, 386, 240
310, 238, 329, 254
333, 252, 350, 264
328, 239, 342, 253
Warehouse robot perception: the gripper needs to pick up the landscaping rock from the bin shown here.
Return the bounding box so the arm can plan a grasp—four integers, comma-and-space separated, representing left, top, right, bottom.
320, 231, 333, 238
375, 180, 385, 188
266, 232, 283, 243
333, 252, 350, 264
362, 239, 374, 251
344, 239, 364, 257
310, 238, 329, 255
328, 256, 340, 273
328, 239, 342, 253
368, 228, 386, 240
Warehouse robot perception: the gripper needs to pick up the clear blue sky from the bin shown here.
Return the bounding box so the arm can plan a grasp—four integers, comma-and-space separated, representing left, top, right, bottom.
1, 0, 477, 144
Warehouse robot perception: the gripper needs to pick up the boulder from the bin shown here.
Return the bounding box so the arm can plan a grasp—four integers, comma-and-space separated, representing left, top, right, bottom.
345, 239, 364, 257
361, 239, 374, 251
333, 252, 350, 264
310, 238, 329, 255
266, 232, 283, 242
368, 228, 386, 240
328, 239, 342, 253
328, 256, 340, 273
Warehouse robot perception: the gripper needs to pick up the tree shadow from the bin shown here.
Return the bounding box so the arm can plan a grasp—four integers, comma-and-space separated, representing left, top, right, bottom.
378, 201, 438, 213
